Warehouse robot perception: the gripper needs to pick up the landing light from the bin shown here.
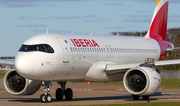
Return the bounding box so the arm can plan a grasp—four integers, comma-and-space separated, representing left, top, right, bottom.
87, 81, 90, 84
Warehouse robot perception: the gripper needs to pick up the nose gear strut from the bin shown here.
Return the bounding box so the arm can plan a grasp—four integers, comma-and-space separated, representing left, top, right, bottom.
40, 81, 52, 103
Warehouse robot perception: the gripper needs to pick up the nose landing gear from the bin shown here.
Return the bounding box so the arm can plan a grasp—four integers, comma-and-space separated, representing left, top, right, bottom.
40, 81, 52, 103
39, 81, 73, 103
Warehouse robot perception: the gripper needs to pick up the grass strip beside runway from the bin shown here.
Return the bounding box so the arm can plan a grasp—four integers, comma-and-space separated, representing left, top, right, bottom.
74, 102, 180, 106
85, 78, 180, 89
0, 71, 5, 78
161, 78, 180, 89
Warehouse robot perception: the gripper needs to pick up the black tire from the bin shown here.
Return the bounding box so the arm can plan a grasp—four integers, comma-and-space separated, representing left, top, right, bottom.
65, 88, 73, 101
142, 95, 150, 100
45, 94, 52, 103
56, 88, 64, 101
40, 94, 46, 102
132, 95, 140, 100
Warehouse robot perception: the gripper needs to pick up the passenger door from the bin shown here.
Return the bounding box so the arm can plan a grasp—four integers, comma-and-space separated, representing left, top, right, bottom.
56, 38, 70, 63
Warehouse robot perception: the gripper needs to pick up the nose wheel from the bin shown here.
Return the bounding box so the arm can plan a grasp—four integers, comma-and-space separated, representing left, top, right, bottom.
40, 81, 52, 103
56, 82, 73, 101
40, 94, 52, 103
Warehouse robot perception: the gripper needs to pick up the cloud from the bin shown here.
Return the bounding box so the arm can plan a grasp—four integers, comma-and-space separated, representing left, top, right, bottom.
0, 0, 85, 2
84, 18, 111, 22
17, 16, 82, 20
96, 18, 111, 22
116, 15, 126, 17
33, 17, 51, 20
0, 0, 90, 7
52, 16, 83, 19
105, 2, 123, 6
116, 14, 152, 23
31, 29, 73, 34
14, 24, 47, 28
42, 3, 57, 7
170, 0, 180, 3
123, 15, 151, 23
85, 14, 97, 18
135, 10, 150, 14
132, 0, 154, 3
18, 14, 97, 20
117, 14, 180, 23
0, 2, 40, 7
132, 0, 180, 3
168, 15, 180, 22
129, 25, 139, 28
104, 26, 126, 30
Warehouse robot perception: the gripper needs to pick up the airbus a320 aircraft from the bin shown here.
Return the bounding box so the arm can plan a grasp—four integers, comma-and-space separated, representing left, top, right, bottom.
2, 0, 180, 103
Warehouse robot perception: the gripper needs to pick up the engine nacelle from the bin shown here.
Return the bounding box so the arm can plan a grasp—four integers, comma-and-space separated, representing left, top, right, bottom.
4, 69, 41, 95
123, 67, 161, 95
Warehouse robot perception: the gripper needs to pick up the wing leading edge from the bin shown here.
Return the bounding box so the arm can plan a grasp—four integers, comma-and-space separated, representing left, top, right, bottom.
106, 59, 180, 75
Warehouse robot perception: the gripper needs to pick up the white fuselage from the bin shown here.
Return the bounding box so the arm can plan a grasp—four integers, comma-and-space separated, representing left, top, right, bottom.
15, 34, 161, 81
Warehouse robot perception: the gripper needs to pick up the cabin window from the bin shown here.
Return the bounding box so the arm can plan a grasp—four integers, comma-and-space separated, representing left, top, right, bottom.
70, 47, 72, 52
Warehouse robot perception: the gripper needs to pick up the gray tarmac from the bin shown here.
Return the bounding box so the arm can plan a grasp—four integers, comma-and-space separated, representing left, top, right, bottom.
0, 78, 180, 106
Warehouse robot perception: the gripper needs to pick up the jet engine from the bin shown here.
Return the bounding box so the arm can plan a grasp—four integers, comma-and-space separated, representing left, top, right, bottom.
4, 69, 41, 95
123, 67, 161, 95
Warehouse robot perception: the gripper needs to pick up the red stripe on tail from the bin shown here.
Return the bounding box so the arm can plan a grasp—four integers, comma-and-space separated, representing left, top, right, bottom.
149, 2, 169, 41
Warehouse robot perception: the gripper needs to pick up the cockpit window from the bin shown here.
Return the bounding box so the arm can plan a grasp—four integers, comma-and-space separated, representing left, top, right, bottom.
19, 44, 54, 53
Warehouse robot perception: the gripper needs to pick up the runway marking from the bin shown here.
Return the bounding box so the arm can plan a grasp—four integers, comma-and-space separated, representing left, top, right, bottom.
159, 88, 167, 90
38, 89, 126, 92
38, 88, 166, 92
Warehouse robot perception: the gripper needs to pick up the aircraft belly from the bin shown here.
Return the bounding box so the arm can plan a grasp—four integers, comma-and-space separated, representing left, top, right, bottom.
50, 59, 91, 81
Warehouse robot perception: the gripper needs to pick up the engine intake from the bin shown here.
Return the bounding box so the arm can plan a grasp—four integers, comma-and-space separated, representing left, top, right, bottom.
127, 70, 146, 92
123, 67, 161, 95
4, 69, 41, 95
8, 71, 26, 92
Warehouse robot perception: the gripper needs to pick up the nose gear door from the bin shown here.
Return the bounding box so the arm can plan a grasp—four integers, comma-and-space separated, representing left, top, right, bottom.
56, 38, 70, 63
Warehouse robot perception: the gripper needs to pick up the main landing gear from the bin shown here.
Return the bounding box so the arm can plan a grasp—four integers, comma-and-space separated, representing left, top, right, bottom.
40, 81, 52, 103
132, 95, 150, 100
56, 82, 73, 101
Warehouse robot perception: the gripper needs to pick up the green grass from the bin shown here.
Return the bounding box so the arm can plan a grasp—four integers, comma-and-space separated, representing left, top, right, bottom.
160, 65, 180, 71
161, 78, 180, 89
0, 71, 6, 78
161, 65, 180, 70
72, 102, 180, 106
85, 78, 180, 89
86, 81, 124, 86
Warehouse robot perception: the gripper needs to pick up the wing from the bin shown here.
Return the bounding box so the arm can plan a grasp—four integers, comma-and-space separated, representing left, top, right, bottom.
106, 59, 180, 75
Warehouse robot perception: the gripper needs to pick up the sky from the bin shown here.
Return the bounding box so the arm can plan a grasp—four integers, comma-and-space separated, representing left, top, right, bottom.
0, 0, 180, 56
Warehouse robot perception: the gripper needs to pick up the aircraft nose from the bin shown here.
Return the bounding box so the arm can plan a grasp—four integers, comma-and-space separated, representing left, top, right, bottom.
15, 53, 31, 78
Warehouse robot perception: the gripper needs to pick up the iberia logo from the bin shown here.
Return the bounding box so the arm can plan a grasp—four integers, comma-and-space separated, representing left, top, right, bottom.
70, 39, 99, 47
153, 77, 161, 81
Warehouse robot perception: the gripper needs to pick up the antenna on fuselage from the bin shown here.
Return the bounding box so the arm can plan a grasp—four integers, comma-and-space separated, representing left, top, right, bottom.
116, 32, 119, 36
46, 28, 48, 34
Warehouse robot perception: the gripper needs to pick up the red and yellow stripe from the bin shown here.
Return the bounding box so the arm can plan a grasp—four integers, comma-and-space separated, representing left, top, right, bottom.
155, 0, 161, 8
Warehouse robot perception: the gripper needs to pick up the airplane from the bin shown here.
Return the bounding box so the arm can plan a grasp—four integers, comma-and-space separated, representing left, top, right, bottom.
2, 0, 180, 103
